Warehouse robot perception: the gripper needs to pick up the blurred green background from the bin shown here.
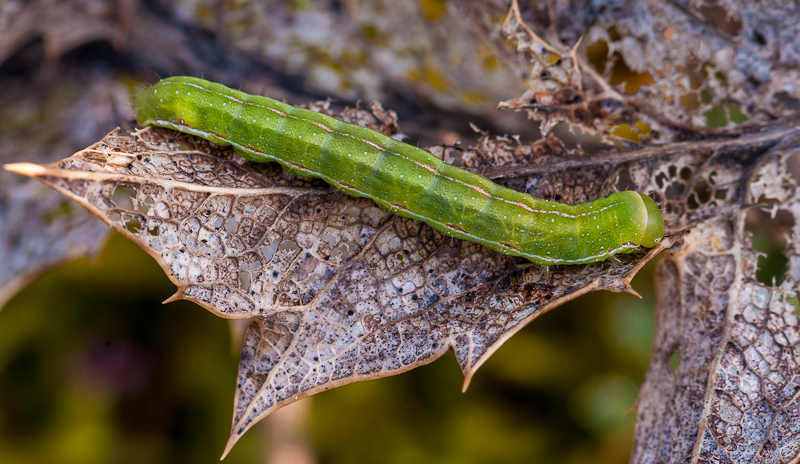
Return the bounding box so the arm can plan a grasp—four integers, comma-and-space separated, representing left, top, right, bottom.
0, 232, 657, 463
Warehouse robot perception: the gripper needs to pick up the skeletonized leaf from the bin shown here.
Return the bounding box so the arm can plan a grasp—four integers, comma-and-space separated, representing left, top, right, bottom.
4, 100, 671, 455
631, 127, 800, 463
499, 0, 800, 143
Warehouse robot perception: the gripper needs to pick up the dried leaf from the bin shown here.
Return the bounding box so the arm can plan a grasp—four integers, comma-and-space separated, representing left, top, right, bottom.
4, 1, 800, 461
0, 71, 132, 309
4, 98, 669, 454
499, 0, 800, 143
630, 127, 800, 463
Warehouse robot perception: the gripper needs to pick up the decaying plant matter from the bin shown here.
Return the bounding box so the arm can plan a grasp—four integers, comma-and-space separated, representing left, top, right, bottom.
3, 0, 800, 461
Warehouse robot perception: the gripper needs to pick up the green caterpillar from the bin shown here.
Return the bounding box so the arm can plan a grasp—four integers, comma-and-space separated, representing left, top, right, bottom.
135, 76, 664, 266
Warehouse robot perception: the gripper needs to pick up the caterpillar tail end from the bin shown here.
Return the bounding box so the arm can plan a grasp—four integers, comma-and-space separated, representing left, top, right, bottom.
134, 85, 158, 127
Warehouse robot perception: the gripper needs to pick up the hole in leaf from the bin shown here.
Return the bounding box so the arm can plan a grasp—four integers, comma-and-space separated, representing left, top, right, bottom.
111, 185, 136, 210
609, 120, 651, 144
321, 233, 338, 246
608, 51, 655, 94
138, 195, 155, 214
668, 347, 680, 373
663, 179, 684, 199
225, 217, 239, 234
745, 207, 793, 286
689, 74, 703, 90
680, 92, 700, 111
613, 167, 635, 191
704, 105, 727, 127
687, 192, 700, 211
700, 89, 713, 105
608, 25, 621, 41
788, 295, 800, 317
279, 239, 301, 253
693, 178, 712, 205
727, 103, 748, 123
704, 103, 748, 127
635, 120, 651, 135
261, 236, 281, 262
609, 124, 641, 143
546, 53, 561, 65
125, 217, 142, 234
328, 244, 343, 261
655, 172, 669, 190
239, 272, 251, 293
586, 39, 609, 74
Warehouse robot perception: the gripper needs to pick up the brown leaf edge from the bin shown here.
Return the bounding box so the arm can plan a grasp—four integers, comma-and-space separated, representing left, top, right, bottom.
462, 232, 681, 388
3, 129, 676, 459
220, 237, 678, 458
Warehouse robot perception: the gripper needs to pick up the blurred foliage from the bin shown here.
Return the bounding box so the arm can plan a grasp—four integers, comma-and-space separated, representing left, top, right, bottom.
1, 232, 656, 463
0, 233, 259, 463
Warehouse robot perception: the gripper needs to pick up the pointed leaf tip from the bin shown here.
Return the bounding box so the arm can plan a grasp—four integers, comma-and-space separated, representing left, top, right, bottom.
3, 162, 48, 177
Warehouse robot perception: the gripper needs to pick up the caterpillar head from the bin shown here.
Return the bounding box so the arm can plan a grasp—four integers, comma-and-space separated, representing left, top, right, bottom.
635, 192, 664, 248
611, 191, 664, 249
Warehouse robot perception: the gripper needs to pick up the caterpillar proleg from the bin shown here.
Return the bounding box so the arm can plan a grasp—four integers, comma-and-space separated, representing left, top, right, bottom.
135, 77, 664, 266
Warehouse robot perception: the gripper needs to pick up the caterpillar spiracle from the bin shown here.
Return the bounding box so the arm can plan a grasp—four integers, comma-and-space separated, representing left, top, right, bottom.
135, 77, 664, 266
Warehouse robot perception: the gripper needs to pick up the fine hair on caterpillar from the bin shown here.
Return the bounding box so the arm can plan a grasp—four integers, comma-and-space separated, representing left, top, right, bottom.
136, 76, 665, 266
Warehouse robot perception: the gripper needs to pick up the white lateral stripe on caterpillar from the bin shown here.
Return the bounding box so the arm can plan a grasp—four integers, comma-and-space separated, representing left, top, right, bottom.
136, 76, 665, 266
